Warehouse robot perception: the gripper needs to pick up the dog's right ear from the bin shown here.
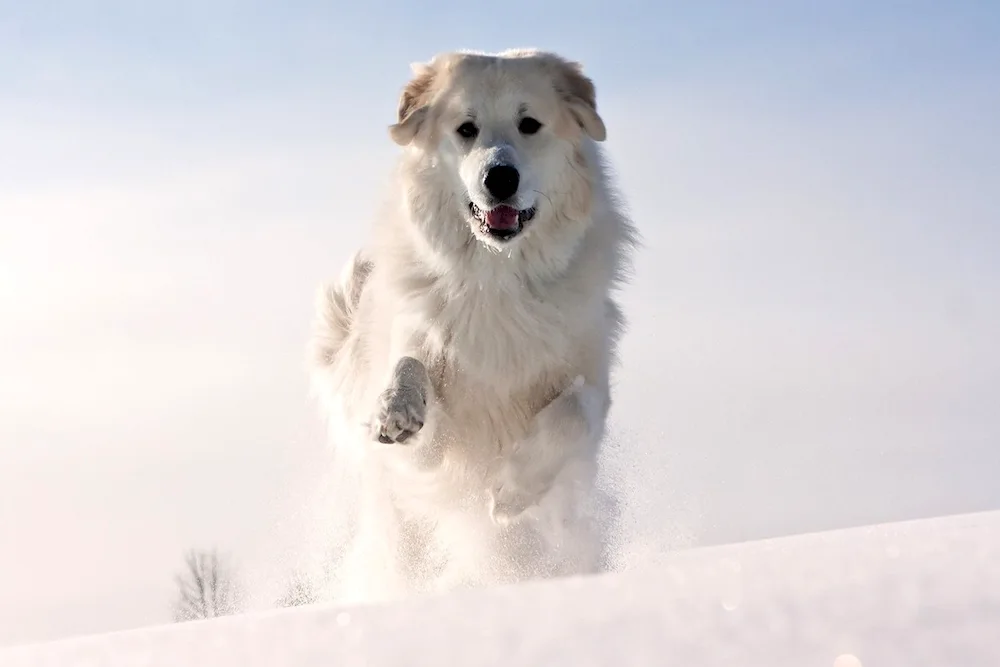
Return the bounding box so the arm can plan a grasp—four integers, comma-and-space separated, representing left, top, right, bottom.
389, 62, 436, 146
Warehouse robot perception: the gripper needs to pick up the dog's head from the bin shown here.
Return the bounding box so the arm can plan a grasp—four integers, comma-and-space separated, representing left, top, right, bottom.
389, 50, 606, 249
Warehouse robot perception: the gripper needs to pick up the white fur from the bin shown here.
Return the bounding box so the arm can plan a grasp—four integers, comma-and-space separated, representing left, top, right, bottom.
309, 49, 637, 603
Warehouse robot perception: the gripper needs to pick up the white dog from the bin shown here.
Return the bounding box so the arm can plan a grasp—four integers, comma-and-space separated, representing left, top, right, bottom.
309, 48, 637, 602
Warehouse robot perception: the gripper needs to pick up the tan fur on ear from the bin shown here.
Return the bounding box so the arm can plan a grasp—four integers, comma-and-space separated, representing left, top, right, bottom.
552, 58, 606, 142
388, 63, 437, 146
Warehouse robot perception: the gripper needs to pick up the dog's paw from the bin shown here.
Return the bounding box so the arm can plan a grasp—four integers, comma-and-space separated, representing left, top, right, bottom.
489, 485, 531, 526
489, 475, 548, 526
371, 383, 426, 444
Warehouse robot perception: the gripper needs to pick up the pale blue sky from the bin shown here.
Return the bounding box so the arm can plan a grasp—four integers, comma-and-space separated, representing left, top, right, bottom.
1, 0, 998, 647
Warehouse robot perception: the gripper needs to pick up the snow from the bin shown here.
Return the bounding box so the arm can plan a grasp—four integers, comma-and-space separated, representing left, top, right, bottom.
3, 510, 998, 667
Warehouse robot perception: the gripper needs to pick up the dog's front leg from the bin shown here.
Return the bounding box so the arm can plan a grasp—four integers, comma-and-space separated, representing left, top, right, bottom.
371, 356, 431, 444
490, 376, 607, 525
370, 316, 433, 445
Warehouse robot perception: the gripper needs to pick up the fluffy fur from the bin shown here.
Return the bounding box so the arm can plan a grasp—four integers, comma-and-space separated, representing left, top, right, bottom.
309, 49, 637, 602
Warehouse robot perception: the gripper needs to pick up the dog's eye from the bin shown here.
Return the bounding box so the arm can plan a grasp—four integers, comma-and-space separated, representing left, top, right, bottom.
518, 117, 543, 135
456, 122, 479, 139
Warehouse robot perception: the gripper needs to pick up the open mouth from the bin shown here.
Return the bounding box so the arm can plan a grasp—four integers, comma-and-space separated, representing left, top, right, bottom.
469, 202, 537, 241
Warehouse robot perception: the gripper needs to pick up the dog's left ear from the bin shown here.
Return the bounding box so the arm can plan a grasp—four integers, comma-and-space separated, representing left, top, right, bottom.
389, 62, 436, 146
555, 60, 607, 142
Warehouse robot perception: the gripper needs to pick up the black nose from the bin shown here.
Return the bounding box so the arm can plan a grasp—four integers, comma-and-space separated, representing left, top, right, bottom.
483, 165, 520, 202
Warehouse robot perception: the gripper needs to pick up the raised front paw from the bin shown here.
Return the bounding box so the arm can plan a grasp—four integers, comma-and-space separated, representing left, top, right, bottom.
371, 383, 426, 444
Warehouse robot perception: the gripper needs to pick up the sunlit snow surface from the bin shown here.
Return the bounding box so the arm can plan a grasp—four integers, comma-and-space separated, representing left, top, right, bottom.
4, 511, 998, 667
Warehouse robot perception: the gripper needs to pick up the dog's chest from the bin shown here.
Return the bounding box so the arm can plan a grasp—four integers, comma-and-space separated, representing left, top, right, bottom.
427, 283, 573, 391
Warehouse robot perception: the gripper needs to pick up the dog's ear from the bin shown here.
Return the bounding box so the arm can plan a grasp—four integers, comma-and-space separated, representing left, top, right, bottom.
389, 62, 436, 146
554, 60, 606, 142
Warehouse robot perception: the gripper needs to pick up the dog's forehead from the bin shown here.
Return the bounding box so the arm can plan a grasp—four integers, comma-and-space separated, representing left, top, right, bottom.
437, 56, 558, 112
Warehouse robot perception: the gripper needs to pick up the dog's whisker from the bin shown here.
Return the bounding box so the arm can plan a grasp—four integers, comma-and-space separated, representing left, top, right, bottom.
564, 155, 589, 184
532, 189, 555, 210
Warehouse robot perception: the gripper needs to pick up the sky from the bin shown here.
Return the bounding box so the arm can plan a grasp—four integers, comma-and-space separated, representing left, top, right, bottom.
1, 0, 999, 648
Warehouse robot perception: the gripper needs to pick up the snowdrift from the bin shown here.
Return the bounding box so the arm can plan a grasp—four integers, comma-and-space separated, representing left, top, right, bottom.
4, 510, 998, 667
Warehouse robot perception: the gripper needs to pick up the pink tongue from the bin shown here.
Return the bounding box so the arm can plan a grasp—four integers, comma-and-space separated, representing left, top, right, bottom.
485, 205, 519, 230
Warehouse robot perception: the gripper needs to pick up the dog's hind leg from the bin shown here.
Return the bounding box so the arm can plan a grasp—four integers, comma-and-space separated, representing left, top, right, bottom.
309, 249, 373, 369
